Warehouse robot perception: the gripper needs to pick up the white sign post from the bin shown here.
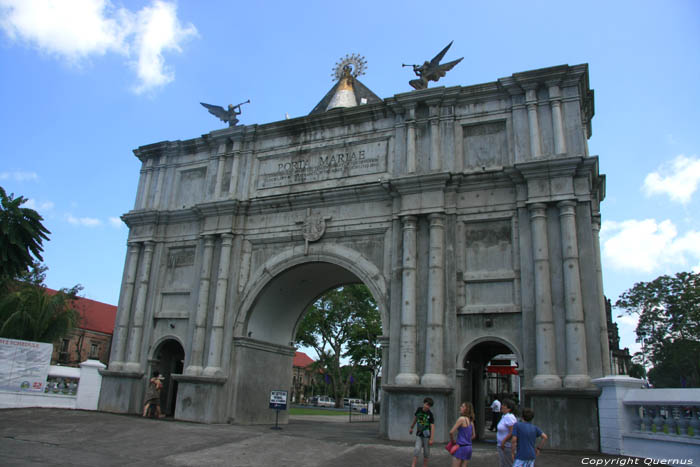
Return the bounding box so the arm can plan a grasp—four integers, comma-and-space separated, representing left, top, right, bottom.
269, 389, 287, 430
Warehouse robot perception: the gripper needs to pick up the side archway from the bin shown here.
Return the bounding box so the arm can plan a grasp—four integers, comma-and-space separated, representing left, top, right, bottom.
149, 337, 185, 417
458, 337, 522, 440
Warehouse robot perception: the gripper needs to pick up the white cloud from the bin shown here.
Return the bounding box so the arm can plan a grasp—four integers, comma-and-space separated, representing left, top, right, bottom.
66, 214, 101, 227
0, 170, 39, 181
130, 1, 197, 94
0, 0, 197, 93
108, 216, 123, 228
602, 218, 700, 272
643, 154, 700, 204
24, 198, 54, 211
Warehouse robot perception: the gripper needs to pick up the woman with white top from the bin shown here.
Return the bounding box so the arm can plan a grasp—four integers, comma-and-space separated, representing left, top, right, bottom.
496, 399, 517, 467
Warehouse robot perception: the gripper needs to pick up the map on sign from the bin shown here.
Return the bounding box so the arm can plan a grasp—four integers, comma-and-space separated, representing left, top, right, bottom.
269, 390, 288, 410
0, 338, 53, 392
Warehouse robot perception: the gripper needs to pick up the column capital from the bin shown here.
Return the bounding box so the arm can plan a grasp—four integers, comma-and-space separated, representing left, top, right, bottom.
528, 202, 548, 217
142, 240, 156, 251
401, 215, 418, 227
427, 212, 446, 223
557, 200, 577, 216
220, 232, 234, 243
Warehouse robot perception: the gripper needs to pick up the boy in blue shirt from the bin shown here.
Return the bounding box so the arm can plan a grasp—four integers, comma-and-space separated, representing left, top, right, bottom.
510, 407, 548, 467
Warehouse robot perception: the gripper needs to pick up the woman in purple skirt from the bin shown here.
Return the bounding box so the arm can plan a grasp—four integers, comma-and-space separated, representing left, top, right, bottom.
449, 402, 476, 467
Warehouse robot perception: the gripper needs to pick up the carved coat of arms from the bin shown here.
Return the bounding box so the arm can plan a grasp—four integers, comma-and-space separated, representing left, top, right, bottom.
303, 214, 327, 243
297, 209, 332, 254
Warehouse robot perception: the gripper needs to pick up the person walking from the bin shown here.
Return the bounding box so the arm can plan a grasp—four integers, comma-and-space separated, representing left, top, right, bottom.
142, 370, 164, 418
448, 401, 476, 467
409, 397, 435, 467
496, 399, 517, 467
510, 408, 548, 467
490, 396, 502, 431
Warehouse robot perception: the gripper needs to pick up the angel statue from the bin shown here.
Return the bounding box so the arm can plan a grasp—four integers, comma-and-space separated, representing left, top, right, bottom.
200, 100, 250, 127
403, 41, 464, 90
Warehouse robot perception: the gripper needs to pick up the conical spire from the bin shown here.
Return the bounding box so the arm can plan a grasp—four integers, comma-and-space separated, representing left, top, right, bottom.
326, 66, 357, 111
308, 54, 382, 115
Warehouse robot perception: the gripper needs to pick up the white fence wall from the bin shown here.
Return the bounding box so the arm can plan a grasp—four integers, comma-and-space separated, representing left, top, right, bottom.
594, 376, 700, 465
0, 359, 105, 410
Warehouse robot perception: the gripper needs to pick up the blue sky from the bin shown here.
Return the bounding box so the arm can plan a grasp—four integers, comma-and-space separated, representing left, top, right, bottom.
1, 0, 699, 357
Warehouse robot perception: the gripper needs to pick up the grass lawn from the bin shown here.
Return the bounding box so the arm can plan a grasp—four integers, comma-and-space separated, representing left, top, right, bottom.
289, 407, 348, 416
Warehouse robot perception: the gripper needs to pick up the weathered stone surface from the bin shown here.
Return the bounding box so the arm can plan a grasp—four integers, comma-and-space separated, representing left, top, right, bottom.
100, 64, 607, 450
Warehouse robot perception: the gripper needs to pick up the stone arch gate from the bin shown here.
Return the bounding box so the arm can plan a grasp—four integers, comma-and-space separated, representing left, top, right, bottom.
99, 64, 609, 450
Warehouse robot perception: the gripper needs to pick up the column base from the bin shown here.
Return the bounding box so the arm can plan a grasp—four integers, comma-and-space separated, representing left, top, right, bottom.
183, 365, 203, 376
394, 372, 420, 385
123, 362, 141, 373
108, 361, 124, 371
532, 374, 562, 389
202, 366, 223, 377
564, 374, 592, 388
420, 373, 450, 387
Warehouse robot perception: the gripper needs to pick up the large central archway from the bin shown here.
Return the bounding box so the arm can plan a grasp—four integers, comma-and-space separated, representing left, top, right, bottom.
228, 247, 388, 425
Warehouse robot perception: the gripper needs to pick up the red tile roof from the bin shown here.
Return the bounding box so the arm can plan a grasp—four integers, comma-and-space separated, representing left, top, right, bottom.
46, 288, 117, 335
293, 351, 315, 368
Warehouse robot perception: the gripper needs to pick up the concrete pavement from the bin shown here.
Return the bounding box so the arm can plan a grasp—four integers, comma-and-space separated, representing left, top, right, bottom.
0, 408, 651, 466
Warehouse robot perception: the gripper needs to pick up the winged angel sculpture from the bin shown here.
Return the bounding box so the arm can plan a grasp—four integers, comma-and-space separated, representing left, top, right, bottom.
403, 41, 464, 90
200, 100, 250, 127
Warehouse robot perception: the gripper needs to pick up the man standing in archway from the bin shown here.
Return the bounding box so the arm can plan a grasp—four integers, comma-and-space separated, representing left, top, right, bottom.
489, 396, 501, 431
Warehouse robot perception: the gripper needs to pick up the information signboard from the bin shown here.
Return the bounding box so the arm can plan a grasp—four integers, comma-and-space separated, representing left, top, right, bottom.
0, 338, 53, 393
269, 389, 288, 410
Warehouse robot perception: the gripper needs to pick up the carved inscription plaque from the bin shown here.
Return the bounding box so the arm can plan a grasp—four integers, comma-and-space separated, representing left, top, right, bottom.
256, 140, 387, 189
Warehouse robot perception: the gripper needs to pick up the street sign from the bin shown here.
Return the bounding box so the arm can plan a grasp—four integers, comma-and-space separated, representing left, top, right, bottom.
269, 390, 288, 410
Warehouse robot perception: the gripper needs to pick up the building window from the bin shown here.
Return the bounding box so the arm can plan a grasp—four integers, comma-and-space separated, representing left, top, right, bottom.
89, 342, 99, 359
59, 339, 70, 363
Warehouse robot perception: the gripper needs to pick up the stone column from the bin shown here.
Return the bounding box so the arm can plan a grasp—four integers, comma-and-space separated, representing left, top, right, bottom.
204, 233, 233, 376
422, 213, 449, 386
152, 157, 165, 209
124, 241, 155, 372
525, 88, 542, 158
558, 201, 591, 387
214, 155, 226, 200
185, 234, 216, 376
406, 106, 416, 173
141, 163, 154, 209
548, 84, 567, 155
429, 105, 441, 170
395, 216, 419, 385
592, 213, 612, 374
109, 242, 141, 371
528, 204, 561, 389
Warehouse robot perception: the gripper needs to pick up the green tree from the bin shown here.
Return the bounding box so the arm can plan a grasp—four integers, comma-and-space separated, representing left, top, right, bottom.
615, 272, 700, 387
0, 283, 81, 344
0, 186, 51, 285
295, 284, 381, 407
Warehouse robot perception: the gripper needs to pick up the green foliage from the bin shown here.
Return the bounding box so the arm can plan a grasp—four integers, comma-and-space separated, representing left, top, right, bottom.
0, 283, 81, 344
295, 284, 381, 407
615, 272, 700, 387
627, 363, 646, 379
0, 186, 51, 283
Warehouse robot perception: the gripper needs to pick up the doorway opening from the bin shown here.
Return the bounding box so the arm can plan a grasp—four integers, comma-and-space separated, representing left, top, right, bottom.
462, 340, 520, 440
152, 339, 184, 416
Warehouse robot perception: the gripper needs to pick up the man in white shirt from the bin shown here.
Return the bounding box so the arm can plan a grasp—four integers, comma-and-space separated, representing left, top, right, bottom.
489, 397, 501, 431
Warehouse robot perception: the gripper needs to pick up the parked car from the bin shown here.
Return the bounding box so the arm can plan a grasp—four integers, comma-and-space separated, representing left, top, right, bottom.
343, 398, 362, 408
314, 395, 335, 407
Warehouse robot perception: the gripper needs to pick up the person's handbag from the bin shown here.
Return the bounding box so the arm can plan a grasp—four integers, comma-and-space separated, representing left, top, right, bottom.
445, 440, 459, 455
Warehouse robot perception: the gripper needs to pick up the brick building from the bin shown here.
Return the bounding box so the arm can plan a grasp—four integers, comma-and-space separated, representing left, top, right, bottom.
49, 289, 117, 367
291, 351, 315, 403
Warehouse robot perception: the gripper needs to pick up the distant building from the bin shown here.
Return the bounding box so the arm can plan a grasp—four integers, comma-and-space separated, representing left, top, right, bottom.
49, 289, 117, 367
291, 351, 315, 403
605, 297, 633, 375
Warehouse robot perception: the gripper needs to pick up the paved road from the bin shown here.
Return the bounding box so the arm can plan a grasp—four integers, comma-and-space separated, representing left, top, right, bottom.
0, 408, 649, 466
